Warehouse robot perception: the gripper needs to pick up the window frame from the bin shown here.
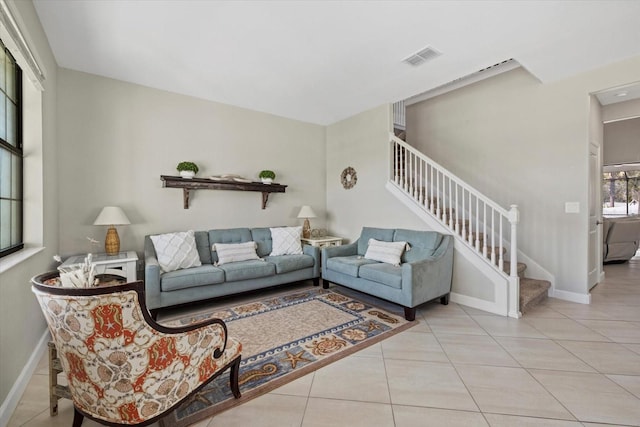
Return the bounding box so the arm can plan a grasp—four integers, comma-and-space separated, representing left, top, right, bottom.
0, 39, 23, 258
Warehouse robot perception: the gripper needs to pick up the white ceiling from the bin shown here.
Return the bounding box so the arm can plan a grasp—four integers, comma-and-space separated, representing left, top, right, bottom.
33, 0, 640, 125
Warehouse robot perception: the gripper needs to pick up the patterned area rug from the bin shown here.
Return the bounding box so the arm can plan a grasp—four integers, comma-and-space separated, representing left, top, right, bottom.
159, 287, 415, 427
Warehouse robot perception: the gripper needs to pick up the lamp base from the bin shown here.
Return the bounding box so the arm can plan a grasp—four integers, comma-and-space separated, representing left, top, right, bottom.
302, 219, 311, 239
104, 227, 120, 255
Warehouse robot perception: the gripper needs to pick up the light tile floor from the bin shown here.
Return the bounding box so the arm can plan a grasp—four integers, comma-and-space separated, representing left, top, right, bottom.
8, 258, 640, 427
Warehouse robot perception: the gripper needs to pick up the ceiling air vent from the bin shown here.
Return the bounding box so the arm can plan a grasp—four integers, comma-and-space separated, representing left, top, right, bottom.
403, 46, 441, 67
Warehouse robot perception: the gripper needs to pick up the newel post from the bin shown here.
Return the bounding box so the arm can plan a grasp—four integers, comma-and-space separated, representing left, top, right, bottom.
508, 205, 519, 278
508, 204, 521, 318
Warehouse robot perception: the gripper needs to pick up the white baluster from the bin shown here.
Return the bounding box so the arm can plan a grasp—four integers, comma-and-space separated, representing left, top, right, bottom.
448, 178, 453, 228
468, 192, 473, 245
394, 142, 398, 184
436, 170, 441, 219
491, 208, 496, 265
482, 203, 488, 258
475, 197, 480, 251
509, 205, 519, 278
499, 216, 504, 272
461, 188, 466, 240
455, 183, 460, 234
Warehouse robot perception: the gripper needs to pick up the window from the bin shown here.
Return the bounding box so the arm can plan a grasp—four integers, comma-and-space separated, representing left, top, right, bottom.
0, 39, 22, 258
602, 167, 640, 217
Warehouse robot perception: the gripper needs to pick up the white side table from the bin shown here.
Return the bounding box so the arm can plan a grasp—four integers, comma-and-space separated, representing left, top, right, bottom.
61, 251, 138, 282
300, 236, 343, 248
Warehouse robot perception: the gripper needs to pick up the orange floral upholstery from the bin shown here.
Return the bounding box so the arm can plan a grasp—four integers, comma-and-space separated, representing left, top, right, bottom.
32, 276, 241, 426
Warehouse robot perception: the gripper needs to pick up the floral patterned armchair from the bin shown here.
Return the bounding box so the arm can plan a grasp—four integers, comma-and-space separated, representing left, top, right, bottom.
32, 273, 242, 426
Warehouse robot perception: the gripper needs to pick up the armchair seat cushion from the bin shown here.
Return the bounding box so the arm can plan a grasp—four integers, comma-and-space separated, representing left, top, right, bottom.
265, 254, 314, 274
358, 263, 402, 289
326, 255, 378, 277
218, 260, 276, 282
161, 265, 225, 292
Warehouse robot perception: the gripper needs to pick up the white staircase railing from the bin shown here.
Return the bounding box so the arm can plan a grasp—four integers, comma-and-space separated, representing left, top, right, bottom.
390, 134, 521, 316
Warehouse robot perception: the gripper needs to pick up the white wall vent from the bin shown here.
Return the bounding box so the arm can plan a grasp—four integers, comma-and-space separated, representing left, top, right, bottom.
403, 46, 441, 67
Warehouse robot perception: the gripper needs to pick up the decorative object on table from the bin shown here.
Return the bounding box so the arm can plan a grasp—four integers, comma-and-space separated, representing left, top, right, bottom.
341, 166, 357, 189
57, 253, 97, 287
158, 286, 414, 427
297, 205, 317, 239
310, 228, 327, 238
93, 206, 131, 255
258, 169, 276, 184
176, 161, 199, 179
31, 275, 242, 427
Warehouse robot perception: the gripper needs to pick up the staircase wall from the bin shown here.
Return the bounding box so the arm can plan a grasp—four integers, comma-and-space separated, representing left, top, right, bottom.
326, 104, 510, 315
406, 60, 640, 302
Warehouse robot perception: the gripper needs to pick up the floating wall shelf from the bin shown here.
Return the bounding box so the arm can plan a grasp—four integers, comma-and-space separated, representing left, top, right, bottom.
160, 175, 287, 209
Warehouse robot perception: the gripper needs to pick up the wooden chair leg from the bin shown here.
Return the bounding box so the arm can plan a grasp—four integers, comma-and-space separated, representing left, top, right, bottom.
72, 407, 84, 427
312, 277, 320, 287
230, 356, 242, 399
322, 280, 330, 290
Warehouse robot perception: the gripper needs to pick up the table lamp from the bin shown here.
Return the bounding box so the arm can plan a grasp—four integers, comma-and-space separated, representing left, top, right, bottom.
93, 206, 130, 255
297, 205, 317, 239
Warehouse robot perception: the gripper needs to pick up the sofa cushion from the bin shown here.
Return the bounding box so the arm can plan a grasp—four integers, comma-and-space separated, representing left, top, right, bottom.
357, 227, 395, 255
265, 254, 314, 274
364, 238, 408, 266
358, 263, 403, 289
326, 255, 379, 277
218, 259, 276, 282
394, 229, 443, 263
214, 241, 260, 265
161, 265, 224, 292
270, 226, 303, 256
209, 228, 252, 263
251, 227, 273, 257
150, 230, 202, 273
194, 231, 212, 264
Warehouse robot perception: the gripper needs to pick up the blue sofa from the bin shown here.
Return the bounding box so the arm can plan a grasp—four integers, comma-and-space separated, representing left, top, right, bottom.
144, 227, 320, 316
321, 227, 454, 321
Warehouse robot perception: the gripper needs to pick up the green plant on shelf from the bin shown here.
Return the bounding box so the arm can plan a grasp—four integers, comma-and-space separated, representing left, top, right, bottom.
177, 161, 199, 174
258, 170, 276, 179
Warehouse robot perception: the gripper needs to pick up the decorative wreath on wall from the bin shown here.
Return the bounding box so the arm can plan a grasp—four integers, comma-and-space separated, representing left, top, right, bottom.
340, 166, 357, 189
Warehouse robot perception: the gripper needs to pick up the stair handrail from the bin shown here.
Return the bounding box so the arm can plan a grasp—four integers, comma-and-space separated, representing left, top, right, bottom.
389, 134, 519, 280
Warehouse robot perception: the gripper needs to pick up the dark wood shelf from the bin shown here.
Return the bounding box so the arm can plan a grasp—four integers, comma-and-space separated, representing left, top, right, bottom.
160, 175, 287, 209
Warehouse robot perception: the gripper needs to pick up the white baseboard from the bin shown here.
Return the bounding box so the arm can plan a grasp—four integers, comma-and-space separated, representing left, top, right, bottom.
0, 330, 50, 427
550, 288, 592, 304
450, 292, 508, 316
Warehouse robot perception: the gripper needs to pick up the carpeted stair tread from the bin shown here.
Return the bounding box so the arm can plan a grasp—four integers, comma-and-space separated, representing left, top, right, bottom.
503, 261, 527, 278
519, 277, 551, 313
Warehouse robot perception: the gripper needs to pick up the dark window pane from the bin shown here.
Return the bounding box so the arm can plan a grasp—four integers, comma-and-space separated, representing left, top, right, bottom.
6, 100, 15, 146
11, 200, 20, 245
0, 47, 5, 92
11, 152, 20, 197
0, 148, 9, 198
5, 53, 15, 101
0, 93, 6, 141
0, 199, 9, 249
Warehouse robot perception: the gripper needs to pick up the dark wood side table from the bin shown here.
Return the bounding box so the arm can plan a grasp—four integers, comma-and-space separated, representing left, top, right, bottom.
48, 341, 71, 416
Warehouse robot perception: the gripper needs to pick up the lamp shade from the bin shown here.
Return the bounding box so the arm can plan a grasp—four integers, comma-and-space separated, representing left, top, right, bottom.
93, 206, 131, 226
297, 205, 317, 219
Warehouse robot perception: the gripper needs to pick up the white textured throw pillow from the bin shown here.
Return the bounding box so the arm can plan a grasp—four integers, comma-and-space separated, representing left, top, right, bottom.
364, 238, 408, 266
150, 230, 202, 273
214, 241, 261, 265
270, 226, 303, 256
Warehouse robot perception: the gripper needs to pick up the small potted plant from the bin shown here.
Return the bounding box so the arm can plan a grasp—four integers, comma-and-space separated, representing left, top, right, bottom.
259, 170, 276, 184
177, 161, 199, 179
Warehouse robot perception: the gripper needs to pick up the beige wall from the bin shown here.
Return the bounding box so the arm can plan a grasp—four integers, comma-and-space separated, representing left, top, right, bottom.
56, 69, 326, 257
406, 56, 640, 296
0, 0, 58, 407
325, 105, 426, 242
603, 117, 640, 165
